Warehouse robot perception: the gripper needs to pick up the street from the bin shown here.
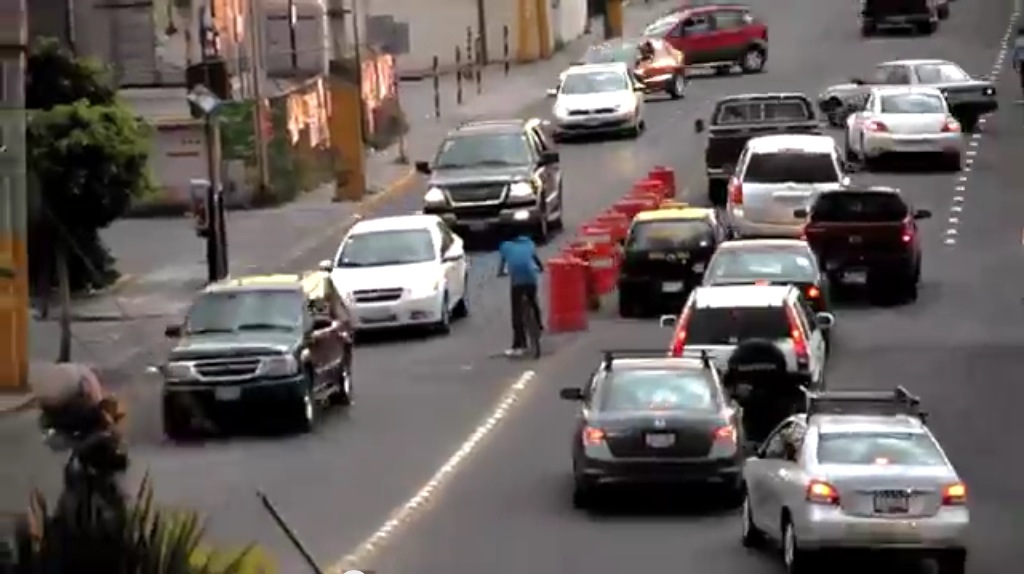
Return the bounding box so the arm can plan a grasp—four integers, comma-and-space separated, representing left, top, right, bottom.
5, 0, 1024, 571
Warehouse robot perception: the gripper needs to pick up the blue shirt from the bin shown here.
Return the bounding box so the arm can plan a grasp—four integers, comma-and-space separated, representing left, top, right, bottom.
499, 236, 541, 286
1014, 37, 1024, 65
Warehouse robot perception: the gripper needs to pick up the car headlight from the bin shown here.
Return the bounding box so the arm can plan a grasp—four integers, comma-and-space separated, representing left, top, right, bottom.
409, 278, 442, 298
553, 104, 570, 118
508, 181, 535, 199
983, 86, 995, 96
262, 355, 299, 377
424, 187, 446, 204
162, 361, 196, 381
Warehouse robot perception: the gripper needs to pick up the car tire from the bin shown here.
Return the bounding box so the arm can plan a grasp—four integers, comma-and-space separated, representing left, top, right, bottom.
959, 114, 979, 132
918, 20, 937, 34
617, 290, 642, 318
720, 476, 744, 508
740, 489, 765, 548
453, 274, 470, 319
533, 214, 550, 244
843, 132, 857, 163
739, 48, 766, 74
667, 73, 686, 99
860, 21, 876, 36
903, 273, 919, 303
329, 359, 353, 406
782, 518, 816, 573
938, 549, 967, 574
708, 179, 727, 207
293, 371, 316, 433
714, 64, 733, 75
161, 394, 191, 441
572, 477, 597, 509
434, 292, 452, 334
551, 185, 565, 231
943, 152, 962, 172
824, 98, 845, 127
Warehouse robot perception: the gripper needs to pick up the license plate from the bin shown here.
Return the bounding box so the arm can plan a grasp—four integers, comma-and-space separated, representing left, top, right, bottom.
842, 270, 867, 284
873, 494, 910, 514
691, 262, 705, 273
214, 386, 241, 401
662, 281, 684, 293
645, 433, 676, 448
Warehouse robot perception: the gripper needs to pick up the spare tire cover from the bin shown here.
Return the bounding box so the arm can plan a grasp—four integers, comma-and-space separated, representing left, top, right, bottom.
727, 338, 788, 376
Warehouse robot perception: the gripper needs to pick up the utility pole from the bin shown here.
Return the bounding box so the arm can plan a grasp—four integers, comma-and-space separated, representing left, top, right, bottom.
248, 0, 270, 199
474, 0, 488, 64
0, 0, 30, 391
326, 0, 367, 202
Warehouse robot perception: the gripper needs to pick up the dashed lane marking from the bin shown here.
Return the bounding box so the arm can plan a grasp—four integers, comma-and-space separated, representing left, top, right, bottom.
945, 5, 1020, 246
327, 369, 538, 573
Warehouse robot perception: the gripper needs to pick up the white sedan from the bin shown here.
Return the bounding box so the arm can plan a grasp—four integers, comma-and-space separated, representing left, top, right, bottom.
844, 86, 963, 171
320, 214, 469, 333
548, 62, 645, 140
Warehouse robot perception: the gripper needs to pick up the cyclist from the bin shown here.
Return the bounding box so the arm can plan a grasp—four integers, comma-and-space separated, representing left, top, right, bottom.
1014, 25, 1024, 100
497, 230, 545, 356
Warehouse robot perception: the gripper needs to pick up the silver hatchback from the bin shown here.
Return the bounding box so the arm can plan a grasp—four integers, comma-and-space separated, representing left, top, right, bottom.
727, 134, 851, 238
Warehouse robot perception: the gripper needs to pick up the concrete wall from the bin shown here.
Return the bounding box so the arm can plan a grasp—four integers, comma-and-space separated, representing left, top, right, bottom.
263, 0, 329, 78
549, 0, 587, 49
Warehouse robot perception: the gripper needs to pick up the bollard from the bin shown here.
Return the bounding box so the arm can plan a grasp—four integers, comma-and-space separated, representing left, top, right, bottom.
579, 224, 619, 295
502, 25, 510, 75
649, 166, 677, 198
565, 241, 601, 311
455, 46, 463, 105
465, 28, 474, 79
432, 56, 441, 119
595, 210, 630, 243
631, 178, 668, 201
547, 256, 589, 332
475, 35, 483, 94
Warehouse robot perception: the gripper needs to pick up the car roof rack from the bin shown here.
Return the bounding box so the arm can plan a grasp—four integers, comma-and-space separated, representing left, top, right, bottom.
600, 349, 711, 371
805, 386, 927, 422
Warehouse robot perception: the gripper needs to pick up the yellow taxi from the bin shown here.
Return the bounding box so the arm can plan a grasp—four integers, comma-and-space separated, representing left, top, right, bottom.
617, 203, 728, 317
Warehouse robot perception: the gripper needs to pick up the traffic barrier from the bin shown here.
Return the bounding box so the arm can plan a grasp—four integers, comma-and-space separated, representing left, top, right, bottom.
547, 256, 589, 332
564, 241, 601, 311
631, 178, 668, 201
579, 224, 618, 295
594, 210, 629, 243
649, 166, 677, 198
611, 197, 657, 220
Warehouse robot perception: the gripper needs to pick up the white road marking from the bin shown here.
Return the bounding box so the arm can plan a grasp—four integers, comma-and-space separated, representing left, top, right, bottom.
327, 369, 539, 573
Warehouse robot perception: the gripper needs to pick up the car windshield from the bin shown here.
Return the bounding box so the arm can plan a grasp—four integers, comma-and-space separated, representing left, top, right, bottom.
601, 369, 717, 412
336, 229, 435, 267
913, 63, 970, 83
433, 133, 531, 168
880, 93, 945, 113
743, 152, 839, 184
584, 44, 637, 64
817, 432, 946, 466
185, 290, 303, 334
686, 307, 790, 345
626, 220, 715, 251
707, 248, 817, 283
561, 70, 630, 94
811, 192, 909, 223
643, 18, 679, 36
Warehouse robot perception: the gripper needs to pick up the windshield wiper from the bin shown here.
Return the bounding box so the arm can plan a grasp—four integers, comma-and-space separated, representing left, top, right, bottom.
236, 323, 296, 331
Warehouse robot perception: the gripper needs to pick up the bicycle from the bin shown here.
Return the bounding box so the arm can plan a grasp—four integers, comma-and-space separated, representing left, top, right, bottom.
519, 290, 542, 359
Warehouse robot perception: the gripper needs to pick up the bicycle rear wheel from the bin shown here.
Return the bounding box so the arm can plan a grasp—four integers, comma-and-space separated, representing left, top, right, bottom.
522, 299, 541, 359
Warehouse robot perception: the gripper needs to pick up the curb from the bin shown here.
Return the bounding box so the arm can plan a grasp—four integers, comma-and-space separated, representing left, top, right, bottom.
0, 394, 37, 416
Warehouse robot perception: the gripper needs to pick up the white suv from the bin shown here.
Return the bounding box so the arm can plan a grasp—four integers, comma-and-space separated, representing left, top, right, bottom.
660, 284, 833, 388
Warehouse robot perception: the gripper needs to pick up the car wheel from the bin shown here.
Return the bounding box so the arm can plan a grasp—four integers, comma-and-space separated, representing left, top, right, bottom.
708, 179, 727, 206
551, 184, 564, 231
740, 490, 765, 548
617, 290, 641, 318
860, 21, 875, 36
293, 372, 316, 433
959, 114, 979, 132
843, 132, 857, 163
533, 214, 550, 244
720, 476, 744, 508
918, 20, 937, 34
739, 48, 766, 74
782, 518, 815, 573
572, 477, 597, 509
714, 64, 733, 75
943, 152, 962, 172
329, 359, 353, 406
453, 274, 470, 319
938, 5, 949, 19
667, 73, 686, 99
903, 273, 919, 303
162, 394, 191, 441
938, 549, 967, 574
434, 292, 452, 334
824, 98, 844, 127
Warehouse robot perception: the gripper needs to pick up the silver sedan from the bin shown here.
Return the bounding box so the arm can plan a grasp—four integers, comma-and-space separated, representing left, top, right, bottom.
844, 86, 964, 171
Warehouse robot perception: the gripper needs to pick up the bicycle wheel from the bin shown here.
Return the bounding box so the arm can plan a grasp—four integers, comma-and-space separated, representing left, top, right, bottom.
522, 298, 541, 359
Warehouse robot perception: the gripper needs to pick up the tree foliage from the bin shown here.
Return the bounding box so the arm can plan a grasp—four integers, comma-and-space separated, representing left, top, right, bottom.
26, 38, 153, 294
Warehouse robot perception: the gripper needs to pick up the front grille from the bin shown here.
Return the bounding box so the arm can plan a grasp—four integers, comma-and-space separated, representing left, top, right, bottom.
593, 107, 617, 114
194, 358, 262, 379
452, 205, 503, 219
568, 107, 618, 116
353, 288, 403, 303
446, 184, 506, 204
567, 110, 590, 116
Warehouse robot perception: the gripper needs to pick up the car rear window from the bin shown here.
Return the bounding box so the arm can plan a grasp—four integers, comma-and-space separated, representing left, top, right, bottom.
707, 249, 817, 283
686, 307, 790, 345
601, 369, 718, 412
810, 192, 909, 223
714, 100, 813, 124
743, 152, 839, 184
817, 432, 946, 466
880, 93, 945, 113
626, 220, 715, 251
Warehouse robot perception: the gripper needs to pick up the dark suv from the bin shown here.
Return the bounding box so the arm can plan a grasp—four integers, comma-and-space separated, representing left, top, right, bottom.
415, 118, 564, 242
160, 272, 354, 438
860, 0, 940, 36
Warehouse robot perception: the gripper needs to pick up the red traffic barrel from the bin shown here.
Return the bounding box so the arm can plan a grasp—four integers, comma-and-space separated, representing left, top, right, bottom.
611, 197, 653, 220
594, 210, 629, 243
547, 256, 589, 333
579, 224, 619, 295
564, 241, 601, 310
649, 166, 677, 198
630, 178, 668, 201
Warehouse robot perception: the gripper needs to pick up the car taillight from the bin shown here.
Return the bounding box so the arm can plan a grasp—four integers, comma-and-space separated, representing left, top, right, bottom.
806, 479, 840, 505
942, 482, 967, 506
864, 120, 888, 132
727, 177, 743, 205
784, 305, 809, 364
669, 307, 693, 357
901, 220, 914, 244
806, 286, 820, 299
941, 117, 961, 132
713, 425, 736, 442
582, 426, 605, 446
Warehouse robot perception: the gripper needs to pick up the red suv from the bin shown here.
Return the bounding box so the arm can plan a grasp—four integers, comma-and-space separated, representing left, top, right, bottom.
643, 5, 768, 75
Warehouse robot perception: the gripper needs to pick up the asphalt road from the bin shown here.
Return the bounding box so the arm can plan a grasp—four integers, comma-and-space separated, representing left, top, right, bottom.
2, 0, 1019, 571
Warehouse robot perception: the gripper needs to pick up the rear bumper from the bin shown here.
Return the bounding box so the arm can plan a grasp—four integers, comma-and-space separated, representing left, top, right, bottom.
618, 274, 703, 302
795, 505, 970, 550
821, 253, 916, 275
861, 13, 933, 26
950, 100, 998, 117
578, 455, 742, 485
862, 132, 963, 158
728, 211, 804, 239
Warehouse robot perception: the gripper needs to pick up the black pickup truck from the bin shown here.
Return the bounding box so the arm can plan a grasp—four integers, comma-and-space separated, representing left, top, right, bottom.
694, 93, 822, 206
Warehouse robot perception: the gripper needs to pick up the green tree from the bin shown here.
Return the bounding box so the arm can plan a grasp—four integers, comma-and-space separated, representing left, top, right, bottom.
26, 38, 153, 361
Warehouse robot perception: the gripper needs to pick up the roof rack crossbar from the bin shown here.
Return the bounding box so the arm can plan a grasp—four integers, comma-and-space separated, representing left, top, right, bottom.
804, 386, 926, 420
600, 349, 710, 370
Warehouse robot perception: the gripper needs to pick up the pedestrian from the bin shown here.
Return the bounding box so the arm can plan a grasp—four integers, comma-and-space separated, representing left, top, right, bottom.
1014, 25, 1024, 100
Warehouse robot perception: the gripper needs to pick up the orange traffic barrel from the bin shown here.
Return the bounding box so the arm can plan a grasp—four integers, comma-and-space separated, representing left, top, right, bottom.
579, 224, 618, 296
547, 256, 589, 332
631, 178, 668, 200
594, 210, 629, 243
649, 166, 677, 198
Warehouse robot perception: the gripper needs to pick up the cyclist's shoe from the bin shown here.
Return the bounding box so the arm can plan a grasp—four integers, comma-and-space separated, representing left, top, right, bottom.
504, 348, 525, 357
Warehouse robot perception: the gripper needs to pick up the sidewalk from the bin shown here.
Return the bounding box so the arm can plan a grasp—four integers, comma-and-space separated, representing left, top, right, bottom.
17, 2, 674, 413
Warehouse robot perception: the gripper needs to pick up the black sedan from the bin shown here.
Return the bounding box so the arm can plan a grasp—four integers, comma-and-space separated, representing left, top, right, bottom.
701, 238, 832, 315
559, 350, 744, 509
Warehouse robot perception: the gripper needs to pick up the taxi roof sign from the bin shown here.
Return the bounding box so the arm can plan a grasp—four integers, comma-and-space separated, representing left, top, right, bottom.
633, 206, 713, 222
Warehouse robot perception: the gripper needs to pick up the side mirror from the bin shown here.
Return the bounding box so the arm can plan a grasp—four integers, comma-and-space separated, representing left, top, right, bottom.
694, 119, 705, 133
164, 324, 182, 338
540, 150, 560, 165
414, 161, 431, 174
814, 312, 835, 329
659, 315, 677, 328
546, 88, 558, 98
914, 209, 932, 220
792, 208, 808, 219
559, 387, 584, 401
318, 259, 333, 272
